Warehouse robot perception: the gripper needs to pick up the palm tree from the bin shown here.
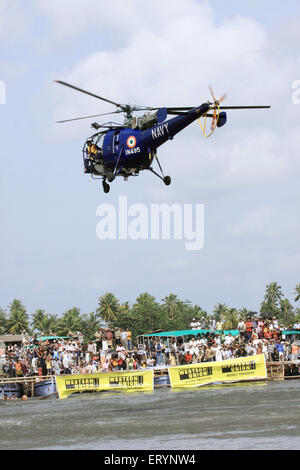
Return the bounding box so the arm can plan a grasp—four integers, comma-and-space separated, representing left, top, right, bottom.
238, 308, 252, 321
262, 282, 283, 314
110, 302, 134, 332
0, 308, 7, 334
223, 308, 239, 330
280, 299, 295, 326
119, 302, 131, 316
6, 299, 29, 334
81, 312, 101, 341
31, 309, 47, 333
56, 307, 83, 336
162, 294, 180, 319
213, 303, 228, 322
131, 293, 161, 334
193, 305, 208, 319
177, 301, 203, 331
294, 284, 300, 303
48, 314, 58, 334
97, 293, 120, 325
38, 316, 53, 336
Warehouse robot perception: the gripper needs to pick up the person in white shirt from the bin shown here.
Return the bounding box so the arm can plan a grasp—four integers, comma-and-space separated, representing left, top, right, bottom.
87, 341, 96, 355
121, 330, 128, 348
221, 347, 227, 361
190, 319, 197, 330
189, 338, 199, 356
147, 356, 155, 367
53, 358, 61, 375
209, 317, 216, 331
215, 345, 223, 362
91, 362, 98, 373
199, 337, 207, 347
224, 333, 234, 346
226, 347, 233, 360
62, 351, 70, 369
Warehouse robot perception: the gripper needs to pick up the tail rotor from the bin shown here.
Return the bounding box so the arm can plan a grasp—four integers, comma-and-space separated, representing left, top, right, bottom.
209, 86, 227, 131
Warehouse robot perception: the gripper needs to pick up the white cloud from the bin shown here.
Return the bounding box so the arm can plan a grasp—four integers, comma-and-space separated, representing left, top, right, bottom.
0, 0, 30, 39
31, 0, 213, 41
227, 205, 300, 239
36, 0, 299, 201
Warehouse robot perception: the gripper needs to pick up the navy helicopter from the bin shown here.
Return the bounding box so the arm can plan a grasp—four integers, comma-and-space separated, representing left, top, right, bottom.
55, 80, 271, 193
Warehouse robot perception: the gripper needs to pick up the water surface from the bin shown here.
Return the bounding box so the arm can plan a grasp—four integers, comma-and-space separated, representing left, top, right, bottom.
0, 380, 299, 450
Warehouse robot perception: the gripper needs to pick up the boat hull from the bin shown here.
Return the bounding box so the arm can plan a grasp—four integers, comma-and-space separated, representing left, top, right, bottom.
0, 382, 23, 399
34, 379, 57, 397
154, 375, 170, 387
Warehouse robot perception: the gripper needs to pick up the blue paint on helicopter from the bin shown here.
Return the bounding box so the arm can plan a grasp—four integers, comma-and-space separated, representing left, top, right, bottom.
102, 103, 211, 169
54, 80, 270, 192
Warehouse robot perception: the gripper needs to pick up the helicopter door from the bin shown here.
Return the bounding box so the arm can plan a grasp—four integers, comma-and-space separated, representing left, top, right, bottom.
113, 131, 120, 156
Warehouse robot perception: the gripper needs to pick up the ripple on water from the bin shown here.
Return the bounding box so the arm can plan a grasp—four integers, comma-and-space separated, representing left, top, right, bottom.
0, 381, 300, 450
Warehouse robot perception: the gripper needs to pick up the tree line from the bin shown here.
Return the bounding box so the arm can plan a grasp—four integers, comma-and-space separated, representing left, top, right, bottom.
0, 282, 299, 343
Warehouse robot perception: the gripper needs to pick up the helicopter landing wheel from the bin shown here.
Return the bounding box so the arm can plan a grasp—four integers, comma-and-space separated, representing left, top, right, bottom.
102, 181, 110, 193
164, 176, 171, 186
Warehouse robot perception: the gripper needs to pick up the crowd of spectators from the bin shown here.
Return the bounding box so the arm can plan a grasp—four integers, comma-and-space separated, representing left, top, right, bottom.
0, 327, 144, 378
184, 316, 300, 363
144, 316, 300, 367
0, 317, 299, 379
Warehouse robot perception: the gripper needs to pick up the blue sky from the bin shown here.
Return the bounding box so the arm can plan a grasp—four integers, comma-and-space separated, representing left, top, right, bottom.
1, 0, 300, 317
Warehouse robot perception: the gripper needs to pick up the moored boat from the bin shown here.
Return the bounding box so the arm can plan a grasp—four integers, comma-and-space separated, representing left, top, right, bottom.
34, 378, 57, 397
0, 381, 23, 399
154, 368, 171, 387
154, 374, 170, 387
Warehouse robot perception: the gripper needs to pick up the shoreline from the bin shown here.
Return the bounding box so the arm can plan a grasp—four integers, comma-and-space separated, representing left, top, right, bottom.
1, 360, 300, 400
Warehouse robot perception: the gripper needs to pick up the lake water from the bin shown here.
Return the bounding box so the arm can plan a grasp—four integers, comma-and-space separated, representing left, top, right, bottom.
0, 380, 299, 450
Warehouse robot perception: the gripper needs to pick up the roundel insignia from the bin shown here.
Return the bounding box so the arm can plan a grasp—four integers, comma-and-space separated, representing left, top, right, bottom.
127, 136, 136, 149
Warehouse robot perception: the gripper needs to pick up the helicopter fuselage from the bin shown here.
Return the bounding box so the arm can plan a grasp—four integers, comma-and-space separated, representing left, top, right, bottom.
98, 103, 211, 176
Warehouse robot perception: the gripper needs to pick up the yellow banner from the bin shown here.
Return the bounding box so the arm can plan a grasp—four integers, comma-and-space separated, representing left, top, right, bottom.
56, 370, 154, 399
168, 354, 267, 389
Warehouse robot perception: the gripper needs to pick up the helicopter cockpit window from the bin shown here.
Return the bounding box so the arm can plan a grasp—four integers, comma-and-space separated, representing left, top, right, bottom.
83, 134, 104, 163
113, 131, 120, 154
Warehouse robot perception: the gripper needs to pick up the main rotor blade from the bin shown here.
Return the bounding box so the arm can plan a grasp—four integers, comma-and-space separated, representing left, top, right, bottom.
166, 107, 195, 111
54, 80, 122, 108
166, 110, 190, 115
218, 105, 271, 110
56, 110, 123, 123
167, 105, 271, 112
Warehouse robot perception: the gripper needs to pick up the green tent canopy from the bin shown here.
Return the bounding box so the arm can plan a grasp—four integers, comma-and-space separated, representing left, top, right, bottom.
282, 331, 300, 335
37, 336, 71, 341
143, 329, 239, 338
